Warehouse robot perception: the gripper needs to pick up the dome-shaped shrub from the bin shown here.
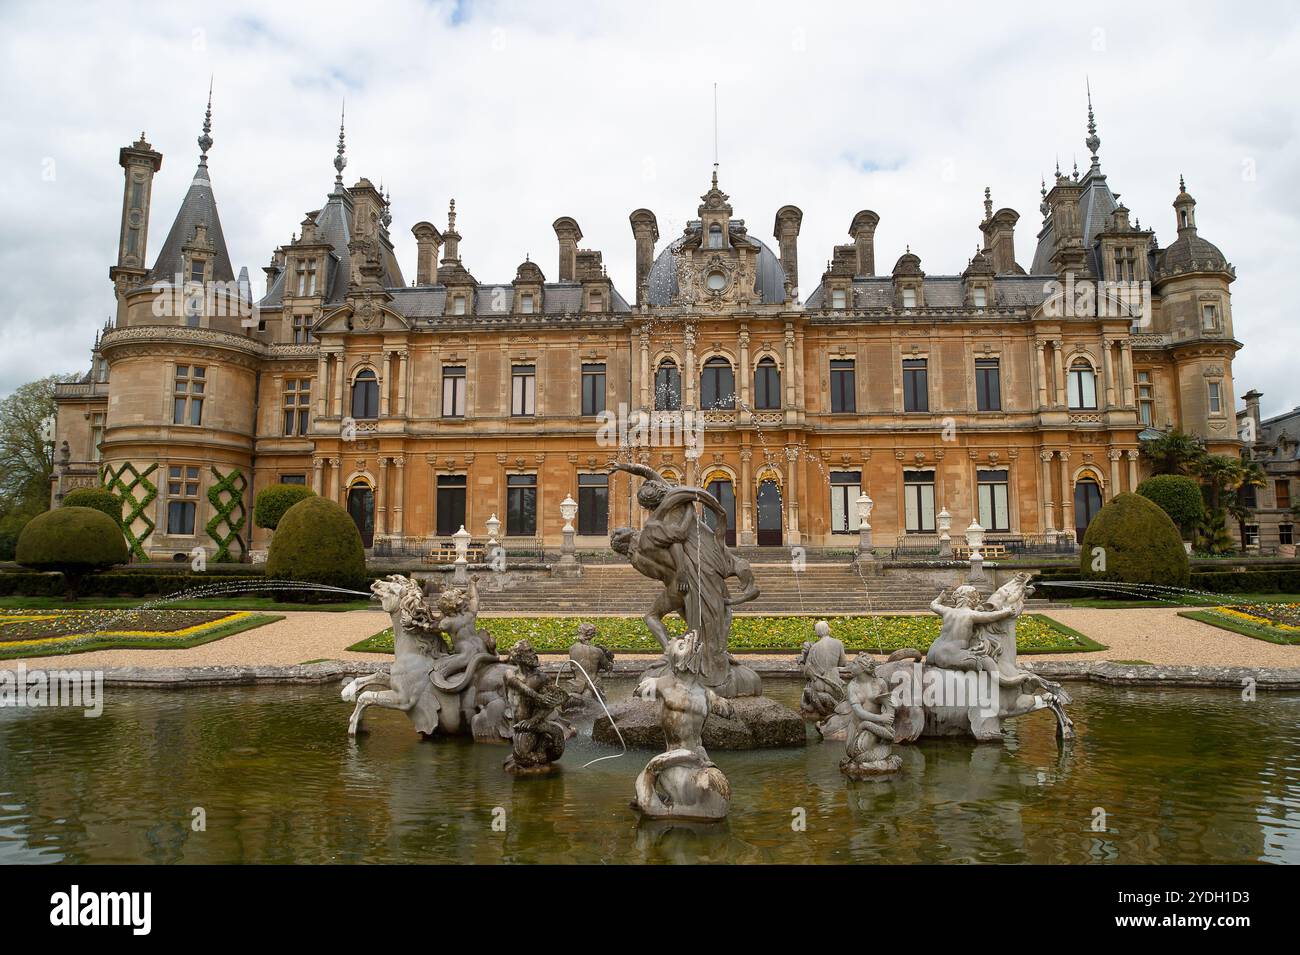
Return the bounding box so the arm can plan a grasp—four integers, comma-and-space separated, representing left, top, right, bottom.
61, 487, 124, 526
1080, 492, 1189, 588
254, 483, 315, 531
1136, 475, 1204, 539
265, 496, 367, 599
16, 506, 128, 598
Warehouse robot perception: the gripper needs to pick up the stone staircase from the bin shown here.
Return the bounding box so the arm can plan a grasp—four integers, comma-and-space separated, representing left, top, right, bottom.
476, 563, 1001, 615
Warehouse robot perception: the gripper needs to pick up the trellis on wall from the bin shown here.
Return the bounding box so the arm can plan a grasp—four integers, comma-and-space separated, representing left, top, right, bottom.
205, 466, 247, 562
101, 461, 158, 561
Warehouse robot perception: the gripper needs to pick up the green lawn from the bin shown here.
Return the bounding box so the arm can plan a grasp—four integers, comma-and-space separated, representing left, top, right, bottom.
347, 613, 1106, 656
0, 595, 372, 612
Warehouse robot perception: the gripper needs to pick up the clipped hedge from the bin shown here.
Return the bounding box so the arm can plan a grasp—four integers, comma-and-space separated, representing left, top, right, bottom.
1080, 492, 1189, 587
15, 506, 128, 597
265, 497, 367, 598
1136, 474, 1204, 537
60, 488, 124, 526
254, 483, 316, 531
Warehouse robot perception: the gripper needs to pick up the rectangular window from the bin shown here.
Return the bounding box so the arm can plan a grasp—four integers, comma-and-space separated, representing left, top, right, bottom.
829, 359, 856, 413
452, 294, 467, 315
577, 473, 608, 536
190, 259, 205, 283
903, 470, 936, 533
975, 358, 1001, 412
292, 314, 313, 344
590, 292, 603, 312
1245, 524, 1260, 548
1069, 365, 1098, 409
829, 471, 862, 534
1280, 524, 1294, 546
436, 474, 467, 537
831, 289, 847, 309
1202, 303, 1218, 331
173, 365, 205, 426
166, 465, 200, 535
581, 363, 606, 417
506, 473, 537, 536
282, 378, 311, 436
1208, 381, 1222, 415
902, 287, 917, 309
903, 358, 929, 412
442, 365, 466, 418
977, 468, 1011, 532
511, 365, 536, 416
972, 286, 987, 308
1276, 480, 1291, 510
1137, 370, 1154, 427
280, 474, 306, 485
520, 292, 534, 314
90, 413, 104, 463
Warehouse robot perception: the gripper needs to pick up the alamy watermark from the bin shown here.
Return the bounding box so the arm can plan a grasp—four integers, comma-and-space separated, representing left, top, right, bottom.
1042, 274, 1151, 326
0, 664, 104, 717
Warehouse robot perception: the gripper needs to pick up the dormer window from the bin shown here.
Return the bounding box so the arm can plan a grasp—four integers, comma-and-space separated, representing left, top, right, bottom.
831, 289, 847, 310
190, 259, 205, 284
520, 292, 535, 314
452, 294, 467, 315
295, 259, 317, 296
590, 291, 603, 312
972, 287, 987, 308
708, 223, 724, 249
902, 287, 917, 309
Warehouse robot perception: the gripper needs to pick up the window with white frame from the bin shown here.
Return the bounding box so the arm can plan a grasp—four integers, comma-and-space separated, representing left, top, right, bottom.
1208, 380, 1223, 415
1137, 370, 1154, 426
511, 365, 536, 416
829, 471, 862, 534
452, 294, 467, 315
977, 468, 1011, 532
1202, 303, 1218, 331
166, 466, 200, 535
1068, 360, 1098, 410
173, 365, 205, 425
519, 292, 534, 314
831, 288, 847, 309
442, 365, 466, 417
903, 470, 936, 533
972, 286, 987, 308
292, 314, 313, 344
902, 287, 917, 309
282, 378, 311, 436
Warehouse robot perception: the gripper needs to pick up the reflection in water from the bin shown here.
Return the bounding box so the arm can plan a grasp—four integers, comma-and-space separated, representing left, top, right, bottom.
0, 680, 1296, 864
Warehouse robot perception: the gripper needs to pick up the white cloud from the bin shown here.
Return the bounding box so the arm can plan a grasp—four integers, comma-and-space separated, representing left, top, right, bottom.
2, 0, 1298, 417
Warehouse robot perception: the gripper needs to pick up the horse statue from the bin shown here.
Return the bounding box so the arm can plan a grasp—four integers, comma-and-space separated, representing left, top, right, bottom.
341, 574, 514, 739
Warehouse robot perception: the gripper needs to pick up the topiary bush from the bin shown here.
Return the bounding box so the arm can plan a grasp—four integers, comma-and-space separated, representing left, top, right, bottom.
1136, 475, 1204, 539
61, 487, 124, 526
15, 506, 129, 598
1080, 492, 1190, 588
254, 483, 316, 531
265, 496, 366, 600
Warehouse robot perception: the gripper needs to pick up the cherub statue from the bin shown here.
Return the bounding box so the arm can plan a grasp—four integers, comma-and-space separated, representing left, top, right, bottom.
564, 622, 615, 707
502, 640, 572, 775
840, 653, 902, 778
798, 619, 848, 722
632, 630, 734, 821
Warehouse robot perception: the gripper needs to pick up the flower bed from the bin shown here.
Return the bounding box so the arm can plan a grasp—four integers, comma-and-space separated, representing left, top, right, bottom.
1180, 602, 1300, 646
0, 608, 282, 658
348, 613, 1104, 655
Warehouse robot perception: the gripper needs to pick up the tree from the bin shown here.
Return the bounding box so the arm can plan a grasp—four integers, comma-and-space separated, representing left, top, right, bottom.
15, 506, 128, 599
61, 487, 123, 526
1140, 429, 1206, 476
1136, 475, 1204, 540
1227, 459, 1267, 553
0, 374, 75, 520
254, 483, 315, 531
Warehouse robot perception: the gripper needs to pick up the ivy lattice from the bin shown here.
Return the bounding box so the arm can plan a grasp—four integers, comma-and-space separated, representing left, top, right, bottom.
101, 461, 158, 561
205, 466, 247, 563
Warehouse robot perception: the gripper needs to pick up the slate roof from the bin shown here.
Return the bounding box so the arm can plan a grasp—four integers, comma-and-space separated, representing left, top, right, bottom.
146, 161, 235, 284
804, 274, 1050, 310
645, 222, 787, 306
1030, 166, 1121, 276
386, 282, 630, 320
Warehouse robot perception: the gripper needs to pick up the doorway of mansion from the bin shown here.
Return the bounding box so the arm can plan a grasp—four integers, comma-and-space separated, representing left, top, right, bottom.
1074, 477, 1103, 543
756, 479, 783, 547
347, 481, 375, 548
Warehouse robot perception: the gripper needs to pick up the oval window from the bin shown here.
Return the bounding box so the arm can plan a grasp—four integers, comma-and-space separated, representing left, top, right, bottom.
706, 271, 727, 291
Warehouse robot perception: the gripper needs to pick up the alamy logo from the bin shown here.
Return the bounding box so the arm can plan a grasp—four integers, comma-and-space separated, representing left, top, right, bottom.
49, 885, 151, 935
0, 664, 103, 717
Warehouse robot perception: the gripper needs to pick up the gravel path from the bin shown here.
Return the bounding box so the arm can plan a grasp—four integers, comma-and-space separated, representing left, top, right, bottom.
2, 606, 1294, 671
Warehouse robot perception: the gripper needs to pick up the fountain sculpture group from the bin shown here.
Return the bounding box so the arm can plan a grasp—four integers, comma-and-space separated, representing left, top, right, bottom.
342, 466, 1074, 818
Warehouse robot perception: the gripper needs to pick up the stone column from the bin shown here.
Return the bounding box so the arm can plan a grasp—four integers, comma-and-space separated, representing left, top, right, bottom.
1035, 341, 1048, 408
1052, 340, 1066, 407
1059, 451, 1073, 536
739, 447, 754, 545
784, 324, 797, 411
785, 445, 800, 545
328, 457, 340, 501
683, 324, 697, 410
376, 457, 389, 539
332, 354, 345, 417
316, 353, 329, 418
1102, 340, 1116, 408
397, 350, 409, 416
312, 457, 324, 494
1119, 339, 1134, 406
379, 352, 391, 416
1126, 449, 1139, 492
737, 326, 751, 419
1040, 450, 1056, 533
638, 327, 650, 410
1108, 449, 1122, 500
392, 456, 405, 540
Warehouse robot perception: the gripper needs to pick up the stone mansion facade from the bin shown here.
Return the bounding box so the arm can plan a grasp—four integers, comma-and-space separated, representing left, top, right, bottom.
51, 95, 1244, 561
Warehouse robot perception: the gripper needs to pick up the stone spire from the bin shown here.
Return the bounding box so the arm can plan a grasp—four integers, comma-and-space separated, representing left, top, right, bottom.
1085, 79, 1101, 171
197, 78, 213, 166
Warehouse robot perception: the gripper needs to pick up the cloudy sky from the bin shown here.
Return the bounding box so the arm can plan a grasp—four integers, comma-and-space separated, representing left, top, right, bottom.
2, 0, 1298, 416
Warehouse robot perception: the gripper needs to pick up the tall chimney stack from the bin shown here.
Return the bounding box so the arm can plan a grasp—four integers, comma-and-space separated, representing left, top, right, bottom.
772, 205, 803, 295
411, 221, 442, 285
553, 217, 583, 282
848, 210, 880, 276
629, 208, 659, 305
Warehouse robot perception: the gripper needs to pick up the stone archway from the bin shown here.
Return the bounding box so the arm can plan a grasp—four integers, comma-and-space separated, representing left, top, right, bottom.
756, 478, 783, 547
346, 480, 375, 548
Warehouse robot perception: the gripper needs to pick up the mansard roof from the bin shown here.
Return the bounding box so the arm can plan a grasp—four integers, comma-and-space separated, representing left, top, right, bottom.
644, 222, 787, 306
385, 282, 630, 320
804, 274, 1050, 310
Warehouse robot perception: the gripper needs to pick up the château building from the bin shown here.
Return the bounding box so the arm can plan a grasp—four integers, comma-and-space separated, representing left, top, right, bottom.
51, 92, 1244, 562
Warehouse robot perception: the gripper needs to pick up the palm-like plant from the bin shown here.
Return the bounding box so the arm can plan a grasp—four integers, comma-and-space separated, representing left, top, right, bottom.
1227, 460, 1268, 552
1140, 429, 1206, 476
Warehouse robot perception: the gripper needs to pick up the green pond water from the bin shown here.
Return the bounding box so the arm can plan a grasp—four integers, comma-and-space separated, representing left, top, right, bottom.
0, 679, 1296, 864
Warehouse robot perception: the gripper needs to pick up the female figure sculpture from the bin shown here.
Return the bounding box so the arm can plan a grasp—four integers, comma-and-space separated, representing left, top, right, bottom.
840, 653, 902, 778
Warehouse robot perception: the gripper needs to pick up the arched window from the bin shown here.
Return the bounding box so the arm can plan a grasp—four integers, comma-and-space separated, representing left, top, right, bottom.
754, 356, 781, 410
654, 360, 681, 411
1067, 359, 1098, 410
700, 357, 735, 410
708, 223, 724, 249
351, 369, 379, 419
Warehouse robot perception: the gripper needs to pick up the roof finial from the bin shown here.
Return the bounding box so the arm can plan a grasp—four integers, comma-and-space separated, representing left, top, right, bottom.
1179, 173, 1186, 193
381, 187, 392, 228
983, 186, 993, 221
197, 77, 214, 163
1085, 77, 1101, 169
1040, 176, 1050, 220
333, 100, 347, 184
447, 198, 457, 232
